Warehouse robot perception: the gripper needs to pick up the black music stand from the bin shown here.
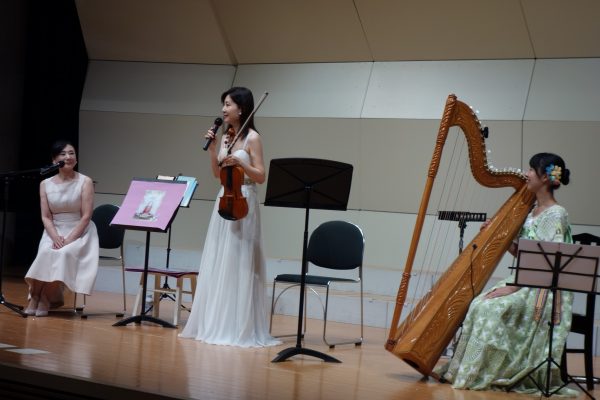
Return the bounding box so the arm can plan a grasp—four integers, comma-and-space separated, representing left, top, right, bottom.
111, 178, 187, 328
265, 158, 353, 363
507, 239, 600, 399
438, 211, 487, 253
149, 174, 198, 310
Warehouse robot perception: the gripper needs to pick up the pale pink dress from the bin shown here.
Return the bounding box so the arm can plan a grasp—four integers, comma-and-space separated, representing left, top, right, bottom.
25, 173, 99, 305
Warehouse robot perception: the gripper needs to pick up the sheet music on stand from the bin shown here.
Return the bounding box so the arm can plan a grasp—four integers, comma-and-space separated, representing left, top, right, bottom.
513, 239, 600, 294
111, 178, 187, 328
153, 174, 198, 308
157, 174, 198, 208
507, 238, 600, 399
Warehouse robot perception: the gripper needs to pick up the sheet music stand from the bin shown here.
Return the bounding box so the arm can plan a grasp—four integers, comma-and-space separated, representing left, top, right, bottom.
265, 158, 353, 363
150, 174, 198, 309
507, 239, 600, 399
111, 178, 187, 328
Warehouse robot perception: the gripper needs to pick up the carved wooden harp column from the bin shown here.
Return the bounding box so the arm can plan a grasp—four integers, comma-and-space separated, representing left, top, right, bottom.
385, 94, 535, 377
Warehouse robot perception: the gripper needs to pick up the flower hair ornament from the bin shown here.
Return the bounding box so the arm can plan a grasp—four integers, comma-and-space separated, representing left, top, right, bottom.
545, 164, 562, 186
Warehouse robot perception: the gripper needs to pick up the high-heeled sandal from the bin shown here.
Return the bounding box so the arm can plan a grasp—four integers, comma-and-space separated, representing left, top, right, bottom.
25, 296, 39, 316
35, 296, 50, 317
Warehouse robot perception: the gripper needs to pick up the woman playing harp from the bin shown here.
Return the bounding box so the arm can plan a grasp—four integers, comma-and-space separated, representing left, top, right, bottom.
384, 95, 574, 394
385, 95, 571, 391
435, 152, 576, 396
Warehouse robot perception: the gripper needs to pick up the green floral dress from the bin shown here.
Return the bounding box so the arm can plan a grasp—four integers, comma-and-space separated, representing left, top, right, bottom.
435, 204, 576, 395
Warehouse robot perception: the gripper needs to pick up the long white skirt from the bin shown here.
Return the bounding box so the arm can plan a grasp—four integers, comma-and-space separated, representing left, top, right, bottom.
25, 213, 99, 304
180, 184, 281, 348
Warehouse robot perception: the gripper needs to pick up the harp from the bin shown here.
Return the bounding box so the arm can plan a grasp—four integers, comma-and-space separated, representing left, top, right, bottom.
385, 94, 535, 377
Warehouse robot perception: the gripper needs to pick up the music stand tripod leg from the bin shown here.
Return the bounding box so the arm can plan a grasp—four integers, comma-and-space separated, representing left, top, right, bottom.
0, 182, 27, 318
0, 293, 27, 317
113, 232, 176, 328
158, 227, 177, 303
113, 314, 177, 328
273, 345, 341, 363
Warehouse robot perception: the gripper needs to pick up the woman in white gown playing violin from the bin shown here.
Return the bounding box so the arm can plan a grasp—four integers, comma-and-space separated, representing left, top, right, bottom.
179, 87, 280, 348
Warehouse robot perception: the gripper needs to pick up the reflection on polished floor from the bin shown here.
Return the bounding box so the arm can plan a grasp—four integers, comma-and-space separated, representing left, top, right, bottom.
0, 277, 596, 399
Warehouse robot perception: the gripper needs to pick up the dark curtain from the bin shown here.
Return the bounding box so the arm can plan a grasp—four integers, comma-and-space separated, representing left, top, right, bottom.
11, 0, 88, 271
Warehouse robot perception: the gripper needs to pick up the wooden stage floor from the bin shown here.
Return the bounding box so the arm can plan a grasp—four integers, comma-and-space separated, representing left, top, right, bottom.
0, 277, 597, 399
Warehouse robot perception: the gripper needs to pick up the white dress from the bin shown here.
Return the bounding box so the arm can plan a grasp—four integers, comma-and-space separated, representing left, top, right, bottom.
180, 135, 281, 347
25, 173, 99, 304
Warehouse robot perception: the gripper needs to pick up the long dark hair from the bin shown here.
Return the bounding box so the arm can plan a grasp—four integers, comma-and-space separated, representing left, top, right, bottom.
529, 152, 570, 191
221, 87, 257, 139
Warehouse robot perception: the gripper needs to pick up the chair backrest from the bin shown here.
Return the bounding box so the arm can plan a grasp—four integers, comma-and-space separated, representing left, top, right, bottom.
573, 233, 600, 246
91, 204, 125, 249
572, 232, 600, 317
307, 220, 364, 270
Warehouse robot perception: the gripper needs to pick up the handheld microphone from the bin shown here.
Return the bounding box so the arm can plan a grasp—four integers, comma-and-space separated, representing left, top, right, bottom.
202, 117, 224, 151
40, 160, 65, 175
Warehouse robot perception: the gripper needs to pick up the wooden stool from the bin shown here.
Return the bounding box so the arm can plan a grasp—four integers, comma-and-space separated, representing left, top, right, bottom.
126, 267, 198, 326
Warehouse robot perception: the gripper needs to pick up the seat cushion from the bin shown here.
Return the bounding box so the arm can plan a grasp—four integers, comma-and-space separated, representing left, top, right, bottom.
124, 267, 198, 278
275, 273, 357, 286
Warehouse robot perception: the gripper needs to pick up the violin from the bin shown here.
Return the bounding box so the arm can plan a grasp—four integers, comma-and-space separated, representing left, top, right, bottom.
218, 128, 249, 221
216, 92, 269, 221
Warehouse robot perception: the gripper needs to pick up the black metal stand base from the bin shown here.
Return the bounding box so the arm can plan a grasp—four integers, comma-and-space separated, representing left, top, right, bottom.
562, 371, 595, 400
272, 345, 341, 363
0, 293, 27, 318
112, 231, 176, 329
79, 309, 125, 319
113, 314, 176, 329
507, 357, 594, 400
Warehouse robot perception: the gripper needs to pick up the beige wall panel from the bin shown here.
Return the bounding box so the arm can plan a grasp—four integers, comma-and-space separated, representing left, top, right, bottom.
525, 59, 600, 122
81, 61, 235, 116
523, 121, 600, 226
262, 207, 413, 273
262, 206, 311, 261
355, 0, 533, 61
363, 60, 533, 120
233, 63, 372, 118
352, 210, 414, 273
75, 1, 599, 65
79, 111, 222, 198
358, 119, 438, 213
156, 202, 214, 252
76, 0, 232, 63
480, 121, 525, 172
522, 0, 600, 58
212, 0, 371, 63
357, 119, 524, 214
256, 118, 361, 210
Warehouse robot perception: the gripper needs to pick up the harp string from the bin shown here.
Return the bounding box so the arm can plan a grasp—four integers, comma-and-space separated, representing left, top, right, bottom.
402, 134, 454, 317
404, 127, 484, 326
404, 130, 462, 322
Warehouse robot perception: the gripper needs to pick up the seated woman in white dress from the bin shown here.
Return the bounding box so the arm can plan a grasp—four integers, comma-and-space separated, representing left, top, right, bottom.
24, 140, 98, 317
